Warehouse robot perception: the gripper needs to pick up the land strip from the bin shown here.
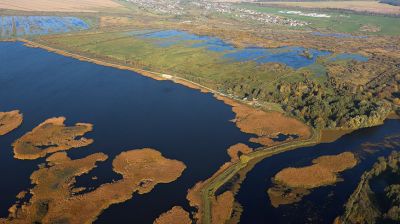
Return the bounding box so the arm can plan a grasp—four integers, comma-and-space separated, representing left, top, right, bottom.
199, 129, 320, 223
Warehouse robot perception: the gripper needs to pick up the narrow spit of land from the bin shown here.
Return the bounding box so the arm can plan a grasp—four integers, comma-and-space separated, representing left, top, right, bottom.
199, 130, 320, 224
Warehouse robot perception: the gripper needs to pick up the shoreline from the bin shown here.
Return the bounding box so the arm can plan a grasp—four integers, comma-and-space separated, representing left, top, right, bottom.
18, 38, 224, 95
199, 129, 320, 224
1, 38, 345, 224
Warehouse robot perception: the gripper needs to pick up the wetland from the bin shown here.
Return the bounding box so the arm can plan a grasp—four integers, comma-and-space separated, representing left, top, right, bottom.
0, 41, 258, 223
0, 1, 399, 222
0, 38, 399, 224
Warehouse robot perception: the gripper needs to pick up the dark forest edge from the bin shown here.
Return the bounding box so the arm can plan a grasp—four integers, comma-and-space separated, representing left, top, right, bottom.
336, 142, 400, 224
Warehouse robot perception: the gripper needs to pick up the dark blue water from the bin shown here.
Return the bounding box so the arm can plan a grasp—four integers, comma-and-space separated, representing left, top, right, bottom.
134, 30, 335, 69
0, 16, 89, 38
237, 119, 400, 224
0, 41, 257, 223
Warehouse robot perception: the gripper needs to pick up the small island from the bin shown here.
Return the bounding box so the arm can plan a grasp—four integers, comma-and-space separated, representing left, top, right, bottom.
268, 152, 357, 207
0, 110, 23, 135
1, 148, 186, 224
12, 117, 94, 160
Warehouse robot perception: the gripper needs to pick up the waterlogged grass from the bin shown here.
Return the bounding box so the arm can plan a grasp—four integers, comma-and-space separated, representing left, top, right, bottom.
40, 32, 306, 91
38, 30, 370, 96
0, 16, 89, 38
136, 30, 332, 69
239, 4, 400, 35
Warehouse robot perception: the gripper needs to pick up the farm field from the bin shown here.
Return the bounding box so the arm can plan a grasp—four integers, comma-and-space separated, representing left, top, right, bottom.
259, 1, 400, 15
0, 0, 124, 12
240, 3, 400, 35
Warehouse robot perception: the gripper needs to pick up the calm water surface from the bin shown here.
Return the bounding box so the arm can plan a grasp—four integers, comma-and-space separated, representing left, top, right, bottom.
0, 41, 256, 223
237, 119, 400, 224
135, 30, 369, 69
0, 41, 395, 224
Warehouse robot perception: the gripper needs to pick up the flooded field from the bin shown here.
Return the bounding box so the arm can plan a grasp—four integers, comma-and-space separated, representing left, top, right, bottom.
135, 29, 369, 69
0, 16, 89, 38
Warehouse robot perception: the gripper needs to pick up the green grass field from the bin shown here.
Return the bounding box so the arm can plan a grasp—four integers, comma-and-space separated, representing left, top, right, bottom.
39, 31, 327, 95
239, 4, 400, 35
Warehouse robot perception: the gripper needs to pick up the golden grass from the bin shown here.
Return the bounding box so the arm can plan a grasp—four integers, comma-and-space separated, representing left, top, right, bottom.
276, 165, 338, 188
153, 206, 191, 224
312, 152, 358, 173
100, 16, 137, 28
1, 148, 186, 224
264, 1, 400, 15
12, 117, 93, 160
187, 161, 233, 223
274, 152, 357, 188
112, 148, 187, 194
0, 0, 123, 12
0, 110, 22, 136
267, 152, 357, 207
267, 186, 310, 208
227, 143, 253, 162
187, 143, 251, 223
211, 191, 235, 224
215, 95, 311, 146
320, 129, 354, 143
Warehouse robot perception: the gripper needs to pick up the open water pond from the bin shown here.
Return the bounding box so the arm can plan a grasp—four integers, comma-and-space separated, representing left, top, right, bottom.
236, 119, 400, 224
135, 30, 368, 70
0, 16, 89, 38
0, 41, 257, 223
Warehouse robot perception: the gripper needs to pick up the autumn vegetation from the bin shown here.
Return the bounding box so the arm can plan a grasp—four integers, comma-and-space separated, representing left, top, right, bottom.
0, 148, 186, 224
268, 152, 357, 207
337, 149, 400, 224
0, 110, 23, 136
12, 117, 93, 160
153, 206, 191, 224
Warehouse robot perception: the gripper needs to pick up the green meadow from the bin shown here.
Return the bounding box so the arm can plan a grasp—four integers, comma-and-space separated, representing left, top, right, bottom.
239, 4, 400, 35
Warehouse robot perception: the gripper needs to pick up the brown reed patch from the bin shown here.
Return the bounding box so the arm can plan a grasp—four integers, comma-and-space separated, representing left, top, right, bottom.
1, 148, 186, 224
227, 143, 253, 162
153, 206, 191, 224
0, 110, 23, 136
13, 117, 93, 160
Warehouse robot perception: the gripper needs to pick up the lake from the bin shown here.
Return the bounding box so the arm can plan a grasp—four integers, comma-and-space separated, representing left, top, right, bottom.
0, 41, 257, 223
